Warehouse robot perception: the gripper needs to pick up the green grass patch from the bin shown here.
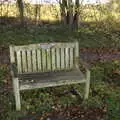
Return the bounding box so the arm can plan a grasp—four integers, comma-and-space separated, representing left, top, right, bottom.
0, 24, 120, 48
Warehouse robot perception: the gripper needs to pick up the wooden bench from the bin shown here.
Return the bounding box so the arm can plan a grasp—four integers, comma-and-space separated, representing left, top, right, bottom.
9, 42, 90, 111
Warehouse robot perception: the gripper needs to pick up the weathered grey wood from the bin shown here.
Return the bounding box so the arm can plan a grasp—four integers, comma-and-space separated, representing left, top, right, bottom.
75, 42, 79, 70
42, 49, 47, 71
84, 69, 90, 99
10, 46, 21, 110
20, 79, 86, 90
32, 50, 37, 72
56, 48, 60, 70
19, 70, 85, 83
13, 78, 21, 110
10, 64, 17, 96
14, 43, 76, 51
75, 42, 79, 57
51, 48, 56, 70
16, 51, 22, 73
37, 50, 42, 71
61, 48, 65, 69
65, 48, 69, 69
27, 50, 32, 72
70, 48, 74, 68
9, 42, 91, 111
19, 69, 86, 90
10, 63, 17, 78
9, 45, 15, 63
21, 51, 27, 72
46, 49, 51, 70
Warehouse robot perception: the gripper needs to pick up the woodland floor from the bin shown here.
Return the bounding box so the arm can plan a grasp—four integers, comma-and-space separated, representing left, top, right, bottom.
0, 24, 120, 120
0, 47, 120, 120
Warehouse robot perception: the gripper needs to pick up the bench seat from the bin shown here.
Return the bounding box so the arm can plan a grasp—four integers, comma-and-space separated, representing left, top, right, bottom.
10, 42, 90, 110
19, 70, 86, 90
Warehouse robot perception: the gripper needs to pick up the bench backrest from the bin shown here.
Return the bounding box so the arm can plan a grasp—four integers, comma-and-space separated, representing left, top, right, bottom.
10, 42, 79, 74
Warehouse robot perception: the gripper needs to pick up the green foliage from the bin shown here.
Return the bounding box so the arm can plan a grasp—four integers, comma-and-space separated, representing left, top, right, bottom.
21, 89, 54, 112
81, 61, 120, 119
105, 89, 120, 120
0, 23, 120, 48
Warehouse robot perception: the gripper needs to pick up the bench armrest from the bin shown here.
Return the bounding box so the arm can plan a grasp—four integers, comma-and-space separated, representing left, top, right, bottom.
79, 59, 91, 71
10, 63, 18, 78
75, 57, 91, 72
78, 59, 91, 80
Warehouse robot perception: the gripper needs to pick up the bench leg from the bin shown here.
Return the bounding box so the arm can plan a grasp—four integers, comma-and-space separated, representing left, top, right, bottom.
84, 70, 90, 99
13, 78, 21, 111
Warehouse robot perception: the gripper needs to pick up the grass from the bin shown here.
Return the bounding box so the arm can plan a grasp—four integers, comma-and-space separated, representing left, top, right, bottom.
0, 22, 120, 48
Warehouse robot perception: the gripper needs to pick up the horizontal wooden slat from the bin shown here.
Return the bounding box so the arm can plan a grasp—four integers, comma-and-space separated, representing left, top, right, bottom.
20, 79, 86, 90
19, 70, 85, 90
14, 43, 76, 51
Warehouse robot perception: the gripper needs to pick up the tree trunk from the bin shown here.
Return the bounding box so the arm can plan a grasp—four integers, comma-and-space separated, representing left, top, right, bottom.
74, 0, 79, 29
35, 4, 41, 24
60, 0, 67, 25
68, 0, 73, 27
60, 0, 80, 29
17, 0, 24, 25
